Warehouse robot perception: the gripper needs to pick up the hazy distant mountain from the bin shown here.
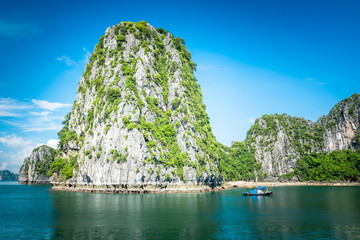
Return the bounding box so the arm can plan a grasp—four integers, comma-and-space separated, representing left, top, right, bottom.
0, 170, 18, 181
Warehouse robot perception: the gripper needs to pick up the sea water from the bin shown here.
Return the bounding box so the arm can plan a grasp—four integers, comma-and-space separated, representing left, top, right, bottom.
1, 182, 359, 239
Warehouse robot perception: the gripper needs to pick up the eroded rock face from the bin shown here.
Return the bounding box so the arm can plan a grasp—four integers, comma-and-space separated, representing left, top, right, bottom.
18, 145, 56, 184
318, 94, 360, 152
246, 94, 360, 179
45, 21, 221, 187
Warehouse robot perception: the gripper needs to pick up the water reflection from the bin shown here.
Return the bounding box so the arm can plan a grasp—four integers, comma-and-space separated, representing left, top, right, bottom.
1, 184, 360, 239
214, 187, 360, 239
50, 191, 221, 239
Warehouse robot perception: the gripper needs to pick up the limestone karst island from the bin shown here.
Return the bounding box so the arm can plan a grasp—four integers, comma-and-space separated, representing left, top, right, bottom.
19, 21, 360, 193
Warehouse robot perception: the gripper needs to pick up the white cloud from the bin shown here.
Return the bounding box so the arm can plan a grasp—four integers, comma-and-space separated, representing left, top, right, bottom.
46, 139, 59, 149
39, 115, 64, 122
82, 48, 91, 62
305, 77, 326, 86
0, 98, 70, 133
0, 134, 61, 173
23, 123, 62, 132
0, 19, 42, 38
0, 119, 19, 127
29, 111, 51, 116
247, 118, 256, 124
314, 81, 326, 86
1, 119, 62, 132
197, 64, 216, 71
0, 97, 33, 117
0, 110, 22, 117
57, 48, 91, 67
32, 99, 71, 111
0, 134, 34, 148
0, 97, 32, 110
0, 134, 40, 172
56, 55, 76, 66
0, 162, 8, 170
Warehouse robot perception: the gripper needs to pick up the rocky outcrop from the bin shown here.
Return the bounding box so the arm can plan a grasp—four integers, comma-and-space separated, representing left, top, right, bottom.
18, 145, 56, 184
318, 94, 360, 152
246, 94, 360, 180
0, 170, 18, 181
19, 21, 223, 189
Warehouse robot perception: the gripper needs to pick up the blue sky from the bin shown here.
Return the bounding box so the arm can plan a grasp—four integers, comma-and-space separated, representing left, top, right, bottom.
0, 0, 359, 173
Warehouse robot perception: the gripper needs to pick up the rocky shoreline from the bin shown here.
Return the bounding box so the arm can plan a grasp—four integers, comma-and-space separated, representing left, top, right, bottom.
226, 181, 360, 188
49, 181, 360, 195
51, 183, 229, 194
18, 180, 51, 185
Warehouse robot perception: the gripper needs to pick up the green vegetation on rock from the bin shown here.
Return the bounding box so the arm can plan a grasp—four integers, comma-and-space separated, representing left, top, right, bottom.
48, 154, 79, 180
58, 113, 79, 149
34, 146, 57, 176
219, 142, 262, 181
280, 150, 360, 182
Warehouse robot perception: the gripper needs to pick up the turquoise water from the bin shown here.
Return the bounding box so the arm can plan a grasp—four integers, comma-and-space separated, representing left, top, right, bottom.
1, 182, 360, 239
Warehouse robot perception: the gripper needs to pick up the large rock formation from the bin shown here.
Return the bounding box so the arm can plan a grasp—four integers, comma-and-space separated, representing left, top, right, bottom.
0, 170, 18, 181
20, 21, 223, 188
246, 93, 360, 180
18, 145, 56, 184
19, 21, 358, 186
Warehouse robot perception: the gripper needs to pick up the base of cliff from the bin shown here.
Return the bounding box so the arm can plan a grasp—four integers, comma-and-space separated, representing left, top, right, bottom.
18, 180, 51, 185
227, 181, 360, 188
51, 183, 230, 194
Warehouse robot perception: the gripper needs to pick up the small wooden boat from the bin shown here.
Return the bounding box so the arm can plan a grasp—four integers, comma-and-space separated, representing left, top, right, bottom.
243, 186, 273, 196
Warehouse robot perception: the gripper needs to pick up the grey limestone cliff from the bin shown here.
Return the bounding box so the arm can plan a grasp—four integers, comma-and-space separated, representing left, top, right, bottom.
18, 145, 56, 184
20, 21, 222, 188
318, 94, 360, 152
246, 94, 360, 180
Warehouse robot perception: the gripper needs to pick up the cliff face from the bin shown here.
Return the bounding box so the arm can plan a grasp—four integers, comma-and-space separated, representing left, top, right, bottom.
18, 145, 56, 184
20, 21, 222, 187
245, 114, 323, 179
246, 94, 360, 179
318, 94, 360, 152
0, 170, 18, 181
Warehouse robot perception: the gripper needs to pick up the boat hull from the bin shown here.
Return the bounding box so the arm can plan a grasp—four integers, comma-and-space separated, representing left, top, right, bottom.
243, 191, 273, 196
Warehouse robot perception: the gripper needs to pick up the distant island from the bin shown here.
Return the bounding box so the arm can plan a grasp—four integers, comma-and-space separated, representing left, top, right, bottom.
18, 21, 360, 192
0, 170, 18, 181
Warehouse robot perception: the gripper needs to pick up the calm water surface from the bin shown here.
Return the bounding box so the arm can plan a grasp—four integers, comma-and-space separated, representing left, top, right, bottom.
1, 182, 360, 239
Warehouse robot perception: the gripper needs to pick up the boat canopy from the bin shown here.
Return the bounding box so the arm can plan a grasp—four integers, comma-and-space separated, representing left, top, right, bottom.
245, 186, 267, 190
